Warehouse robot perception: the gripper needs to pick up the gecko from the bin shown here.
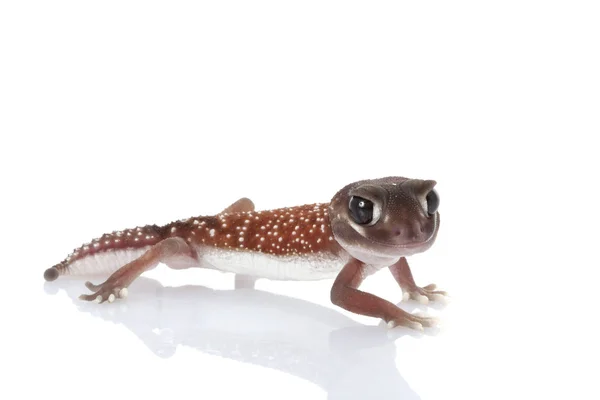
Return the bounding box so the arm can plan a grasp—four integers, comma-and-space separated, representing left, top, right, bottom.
44, 176, 446, 330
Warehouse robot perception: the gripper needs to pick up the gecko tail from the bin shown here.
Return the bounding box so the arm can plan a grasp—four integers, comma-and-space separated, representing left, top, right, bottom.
44, 266, 60, 281
44, 224, 168, 282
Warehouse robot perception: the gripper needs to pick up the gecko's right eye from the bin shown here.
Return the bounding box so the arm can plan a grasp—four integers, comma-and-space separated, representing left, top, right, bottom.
349, 196, 377, 225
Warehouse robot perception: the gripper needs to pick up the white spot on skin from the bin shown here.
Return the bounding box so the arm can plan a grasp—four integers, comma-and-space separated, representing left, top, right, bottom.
278, 237, 283, 242
239, 237, 244, 242
171, 227, 177, 233
226, 234, 231, 238
209, 229, 215, 237
93, 243, 100, 248
260, 237, 265, 242
222, 224, 227, 228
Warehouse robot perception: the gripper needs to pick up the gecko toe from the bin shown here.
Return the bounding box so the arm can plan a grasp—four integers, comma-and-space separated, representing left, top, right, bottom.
416, 294, 429, 304
85, 281, 101, 291
431, 293, 448, 303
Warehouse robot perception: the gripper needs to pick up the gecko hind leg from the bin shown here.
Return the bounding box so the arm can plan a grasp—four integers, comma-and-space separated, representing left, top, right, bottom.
390, 257, 448, 304
219, 197, 255, 214
79, 237, 197, 303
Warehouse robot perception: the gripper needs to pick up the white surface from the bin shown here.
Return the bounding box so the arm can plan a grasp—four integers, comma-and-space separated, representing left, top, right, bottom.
1, 1, 599, 399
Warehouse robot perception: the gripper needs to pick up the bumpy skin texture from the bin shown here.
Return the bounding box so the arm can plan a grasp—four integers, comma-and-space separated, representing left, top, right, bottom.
45, 176, 445, 329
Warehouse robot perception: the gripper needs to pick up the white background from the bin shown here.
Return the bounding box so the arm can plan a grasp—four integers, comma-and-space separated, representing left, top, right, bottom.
1, 1, 599, 399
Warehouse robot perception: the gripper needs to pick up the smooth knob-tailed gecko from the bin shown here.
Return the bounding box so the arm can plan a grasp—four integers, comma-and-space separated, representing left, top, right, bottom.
44, 176, 447, 330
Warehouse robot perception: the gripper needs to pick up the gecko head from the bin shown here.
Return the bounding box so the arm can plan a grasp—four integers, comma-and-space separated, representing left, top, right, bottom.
328, 176, 440, 265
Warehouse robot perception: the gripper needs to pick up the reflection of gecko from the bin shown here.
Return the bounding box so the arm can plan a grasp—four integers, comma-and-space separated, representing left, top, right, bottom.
44, 176, 447, 329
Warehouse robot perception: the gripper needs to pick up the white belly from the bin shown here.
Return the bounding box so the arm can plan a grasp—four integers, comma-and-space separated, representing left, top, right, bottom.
198, 246, 348, 281
66, 246, 152, 276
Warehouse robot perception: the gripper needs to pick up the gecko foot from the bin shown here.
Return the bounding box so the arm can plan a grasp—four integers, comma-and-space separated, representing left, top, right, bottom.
79, 280, 129, 304
386, 311, 438, 331
402, 283, 449, 304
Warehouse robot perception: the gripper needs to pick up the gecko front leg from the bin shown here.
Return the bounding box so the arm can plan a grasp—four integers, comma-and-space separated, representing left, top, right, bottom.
331, 258, 436, 330
80, 237, 197, 303
390, 257, 448, 304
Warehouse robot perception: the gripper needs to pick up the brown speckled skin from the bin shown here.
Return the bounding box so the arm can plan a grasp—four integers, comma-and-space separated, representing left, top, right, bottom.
164, 203, 343, 256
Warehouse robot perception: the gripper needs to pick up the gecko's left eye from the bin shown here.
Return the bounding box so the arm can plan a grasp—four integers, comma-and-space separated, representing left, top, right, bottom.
349, 196, 380, 226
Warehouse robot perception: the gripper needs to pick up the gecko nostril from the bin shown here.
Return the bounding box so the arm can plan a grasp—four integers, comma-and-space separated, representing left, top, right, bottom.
394, 228, 402, 236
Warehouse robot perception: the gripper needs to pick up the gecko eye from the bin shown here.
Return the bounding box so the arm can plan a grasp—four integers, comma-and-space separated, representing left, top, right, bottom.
349, 196, 380, 225
426, 189, 439, 215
